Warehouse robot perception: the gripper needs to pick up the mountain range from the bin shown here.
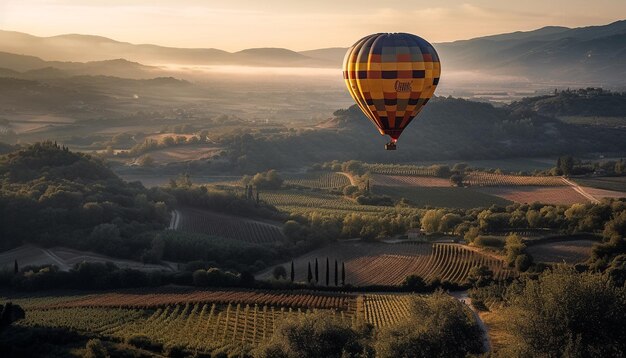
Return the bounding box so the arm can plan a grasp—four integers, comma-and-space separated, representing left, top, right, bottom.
1, 19, 625, 83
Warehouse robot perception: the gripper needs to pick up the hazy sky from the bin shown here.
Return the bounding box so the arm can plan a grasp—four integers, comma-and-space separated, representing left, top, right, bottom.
1, 0, 625, 51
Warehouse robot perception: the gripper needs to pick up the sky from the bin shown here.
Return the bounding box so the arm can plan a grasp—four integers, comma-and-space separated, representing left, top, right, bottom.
1, 0, 625, 51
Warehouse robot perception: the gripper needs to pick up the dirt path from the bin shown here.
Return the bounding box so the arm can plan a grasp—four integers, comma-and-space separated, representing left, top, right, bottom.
450, 290, 491, 353
561, 177, 600, 203
168, 209, 181, 230
40, 247, 71, 271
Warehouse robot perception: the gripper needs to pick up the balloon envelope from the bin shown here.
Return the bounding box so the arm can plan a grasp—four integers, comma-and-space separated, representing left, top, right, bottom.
343, 33, 441, 146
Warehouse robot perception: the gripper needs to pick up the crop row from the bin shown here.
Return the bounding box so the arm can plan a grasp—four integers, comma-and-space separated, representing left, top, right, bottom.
363, 163, 437, 176
41, 289, 356, 311
465, 172, 566, 187
285, 172, 350, 189
347, 244, 513, 285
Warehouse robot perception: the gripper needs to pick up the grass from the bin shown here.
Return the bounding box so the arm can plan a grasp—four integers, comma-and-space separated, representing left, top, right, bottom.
374, 185, 511, 209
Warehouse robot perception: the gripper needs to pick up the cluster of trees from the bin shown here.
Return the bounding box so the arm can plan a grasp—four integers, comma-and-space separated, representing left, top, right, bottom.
254, 292, 482, 358
472, 266, 626, 357
416, 200, 625, 239
242, 169, 284, 190
0, 142, 170, 255
1, 262, 166, 291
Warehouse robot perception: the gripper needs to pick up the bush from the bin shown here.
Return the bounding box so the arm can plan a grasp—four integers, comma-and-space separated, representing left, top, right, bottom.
515, 254, 533, 272
126, 334, 162, 351
272, 266, 288, 280
473, 236, 504, 248
83, 339, 108, 358
254, 311, 373, 358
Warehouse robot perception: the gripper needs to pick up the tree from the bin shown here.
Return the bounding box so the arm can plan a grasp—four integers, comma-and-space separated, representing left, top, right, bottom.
421, 209, 445, 233
505, 234, 526, 266
13, 260, 18, 274
334, 260, 338, 286
464, 226, 480, 243
450, 173, 464, 187
439, 213, 463, 233
558, 156, 574, 176
502, 267, 626, 357
401, 275, 426, 292
290, 261, 295, 282
466, 265, 494, 288
315, 258, 319, 283
515, 254, 533, 272
307, 262, 313, 283
272, 266, 287, 280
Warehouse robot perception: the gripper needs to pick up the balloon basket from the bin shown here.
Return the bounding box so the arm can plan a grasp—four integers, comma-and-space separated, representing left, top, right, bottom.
385, 142, 397, 150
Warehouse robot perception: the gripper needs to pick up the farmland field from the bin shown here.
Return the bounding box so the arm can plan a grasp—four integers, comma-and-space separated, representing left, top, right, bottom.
259, 189, 394, 214
373, 185, 511, 209
2, 288, 467, 355
177, 208, 286, 244
464, 172, 565, 187
371, 174, 452, 187
526, 240, 595, 264
573, 176, 626, 193
257, 242, 513, 286
284, 171, 350, 189
580, 186, 626, 200
476, 186, 590, 205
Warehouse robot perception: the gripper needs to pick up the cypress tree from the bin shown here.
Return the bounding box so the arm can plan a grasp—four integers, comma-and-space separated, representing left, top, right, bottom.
14, 260, 18, 274
334, 259, 338, 286
307, 262, 312, 283
315, 258, 319, 283
341, 262, 345, 285
290, 261, 295, 282
325, 257, 329, 286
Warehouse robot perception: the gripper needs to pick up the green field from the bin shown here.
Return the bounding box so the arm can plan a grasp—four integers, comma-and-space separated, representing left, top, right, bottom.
374, 185, 512, 209
573, 177, 626, 192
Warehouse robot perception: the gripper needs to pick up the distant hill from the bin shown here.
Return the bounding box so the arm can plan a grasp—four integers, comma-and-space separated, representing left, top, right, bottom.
435, 20, 626, 84
1, 19, 625, 83
0, 30, 330, 67
0, 51, 159, 79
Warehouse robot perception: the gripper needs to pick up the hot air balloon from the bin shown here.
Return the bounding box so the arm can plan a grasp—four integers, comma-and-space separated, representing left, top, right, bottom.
343, 33, 441, 150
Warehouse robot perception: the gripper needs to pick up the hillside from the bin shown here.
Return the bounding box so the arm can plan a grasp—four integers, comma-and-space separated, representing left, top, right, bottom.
222, 98, 626, 171
0, 31, 331, 67
0, 142, 169, 253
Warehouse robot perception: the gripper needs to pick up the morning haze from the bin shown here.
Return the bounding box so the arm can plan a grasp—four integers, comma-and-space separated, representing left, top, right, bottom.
1, 1, 625, 357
